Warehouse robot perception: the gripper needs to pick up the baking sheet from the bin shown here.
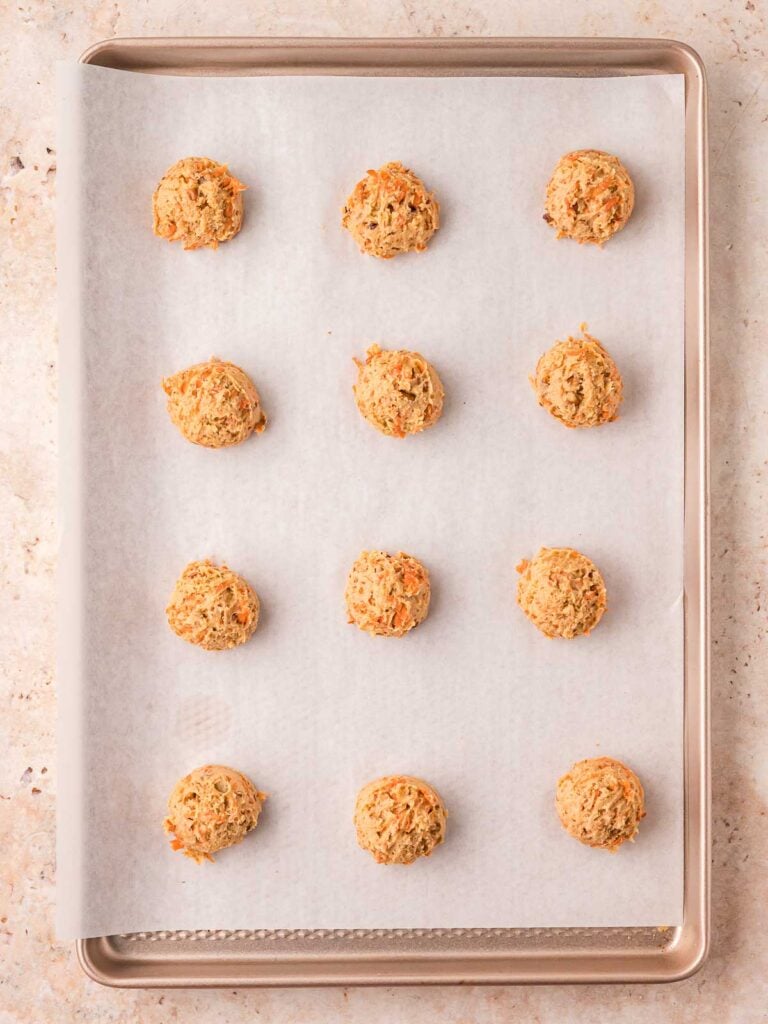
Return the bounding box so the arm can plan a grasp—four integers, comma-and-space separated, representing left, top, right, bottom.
57, 63, 685, 940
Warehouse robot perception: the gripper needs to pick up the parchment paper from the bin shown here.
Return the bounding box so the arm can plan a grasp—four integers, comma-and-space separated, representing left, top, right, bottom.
56, 63, 685, 939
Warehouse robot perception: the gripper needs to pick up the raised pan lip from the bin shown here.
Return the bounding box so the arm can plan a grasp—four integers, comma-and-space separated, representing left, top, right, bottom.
78, 35, 707, 68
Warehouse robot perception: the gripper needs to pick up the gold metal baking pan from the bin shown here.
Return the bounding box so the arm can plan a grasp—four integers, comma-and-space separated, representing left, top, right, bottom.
75, 36, 709, 987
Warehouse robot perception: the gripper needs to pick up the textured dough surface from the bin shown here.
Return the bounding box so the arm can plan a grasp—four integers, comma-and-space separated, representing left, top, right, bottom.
166, 559, 260, 650
341, 161, 439, 259
345, 550, 431, 637
516, 547, 607, 639
354, 775, 447, 865
152, 156, 246, 250
544, 149, 634, 246
164, 764, 266, 863
532, 327, 623, 428
162, 358, 266, 448
353, 344, 444, 437
556, 757, 645, 851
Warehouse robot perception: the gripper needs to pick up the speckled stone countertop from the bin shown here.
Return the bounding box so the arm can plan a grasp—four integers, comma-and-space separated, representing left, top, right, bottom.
1, 1, 766, 1020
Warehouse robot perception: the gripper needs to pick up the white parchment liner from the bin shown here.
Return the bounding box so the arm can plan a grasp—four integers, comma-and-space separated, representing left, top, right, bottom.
57, 64, 685, 939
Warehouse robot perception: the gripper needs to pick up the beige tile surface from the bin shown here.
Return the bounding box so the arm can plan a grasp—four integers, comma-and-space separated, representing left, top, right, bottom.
0, 0, 765, 1019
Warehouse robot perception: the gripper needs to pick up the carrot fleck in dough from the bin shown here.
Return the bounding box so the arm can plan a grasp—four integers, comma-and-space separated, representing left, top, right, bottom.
166, 560, 260, 651
353, 344, 444, 438
164, 764, 266, 863
354, 775, 447, 865
341, 161, 440, 259
516, 547, 607, 639
345, 550, 431, 637
555, 757, 645, 851
162, 358, 266, 449
544, 149, 634, 246
531, 326, 623, 428
152, 156, 246, 250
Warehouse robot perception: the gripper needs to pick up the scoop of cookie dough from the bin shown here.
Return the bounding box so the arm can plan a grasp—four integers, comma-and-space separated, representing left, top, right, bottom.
153, 156, 246, 250
164, 764, 266, 863
166, 559, 260, 650
544, 149, 634, 246
556, 756, 645, 851
354, 775, 447, 864
532, 327, 623, 428
345, 550, 430, 637
162, 358, 266, 449
341, 161, 440, 259
516, 547, 606, 639
353, 344, 444, 438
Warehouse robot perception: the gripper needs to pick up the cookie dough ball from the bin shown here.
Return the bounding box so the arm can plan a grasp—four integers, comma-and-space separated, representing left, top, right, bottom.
345, 550, 431, 637
341, 161, 440, 259
544, 149, 634, 246
153, 156, 246, 250
166, 560, 260, 650
516, 547, 606, 639
353, 344, 444, 438
164, 764, 266, 863
531, 327, 623, 428
354, 775, 447, 865
162, 358, 266, 448
556, 757, 645, 851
